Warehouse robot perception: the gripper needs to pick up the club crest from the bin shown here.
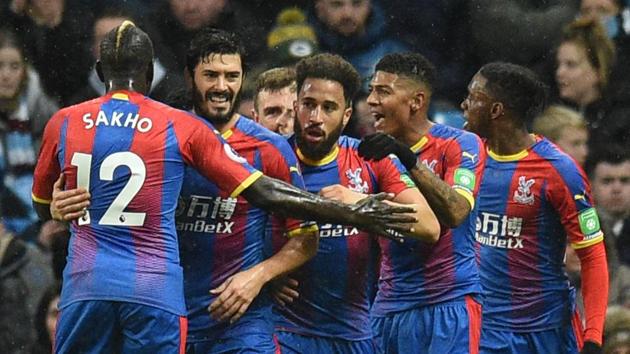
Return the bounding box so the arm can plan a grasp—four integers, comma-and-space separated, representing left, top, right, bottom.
346, 168, 369, 193
513, 176, 535, 205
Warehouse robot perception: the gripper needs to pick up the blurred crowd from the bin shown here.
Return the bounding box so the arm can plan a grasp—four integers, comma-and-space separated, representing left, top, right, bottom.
0, 0, 629, 353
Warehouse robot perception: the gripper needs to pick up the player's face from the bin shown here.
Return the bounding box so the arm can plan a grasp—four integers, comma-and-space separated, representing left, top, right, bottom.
294, 78, 351, 160
555, 126, 589, 166
0, 46, 25, 99
170, 0, 226, 31
556, 42, 600, 106
367, 70, 417, 139
592, 161, 630, 216
254, 86, 296, 136
461, 72, 494, 138
192, 53, 243, 125
315, 0, 371, 37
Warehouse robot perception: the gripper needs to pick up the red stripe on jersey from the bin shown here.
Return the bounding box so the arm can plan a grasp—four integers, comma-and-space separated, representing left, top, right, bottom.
465, 295, 482, 354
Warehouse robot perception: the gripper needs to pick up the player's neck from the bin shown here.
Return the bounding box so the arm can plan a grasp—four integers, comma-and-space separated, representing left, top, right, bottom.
212, 113, 240, 134
401, 116, 432, 147
106, 79, 149, 95
487, 126, 534, 156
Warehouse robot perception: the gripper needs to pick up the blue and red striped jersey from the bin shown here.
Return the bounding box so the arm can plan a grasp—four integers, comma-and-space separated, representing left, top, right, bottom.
371, 123, 486, 316
178, 116, 315, 341
32, 91, 261, 316
273, 135, 414, 340
476, 135, 603, 331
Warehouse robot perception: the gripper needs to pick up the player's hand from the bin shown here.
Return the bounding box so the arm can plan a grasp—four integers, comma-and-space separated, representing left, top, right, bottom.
320, 184, 367, 204
208, 266, 266, 324
270, 277, 299, 307
50, 174, 91, 222
580, 341, 602, 354
358, 133, 417, 171
351, 193, 417, 242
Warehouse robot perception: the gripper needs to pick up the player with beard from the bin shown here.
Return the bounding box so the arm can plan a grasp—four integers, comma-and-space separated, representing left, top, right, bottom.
462, 62, 608, 354
43, 27, 420, 354
271, 53, 440, 354
357, 52, 485, 354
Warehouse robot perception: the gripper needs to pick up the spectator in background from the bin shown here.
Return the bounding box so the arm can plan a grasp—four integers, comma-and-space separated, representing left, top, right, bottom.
603, 307, 630, 353
68, 6, 184, 105
308, 0, 409, 87
152, 0, 266, 71
469, 0, 579, 73
5, 0, 93, 106
31, 283, 61, 354
555, 17, 630, 149
0, 220, 32, 354
588, 146, 630, 267
0, 28, 58, 234
252, 67, 297, 136
533, 105, 589, 166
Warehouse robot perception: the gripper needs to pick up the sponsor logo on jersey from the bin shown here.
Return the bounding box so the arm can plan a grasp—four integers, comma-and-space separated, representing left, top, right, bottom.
346, 168, 369, 193
318, 224, 360, 238
176, 195, 238, 234
462, 151, 478, 163
475, 212, 524, 249
578, 208, 601, 239
513, 176, 535, 205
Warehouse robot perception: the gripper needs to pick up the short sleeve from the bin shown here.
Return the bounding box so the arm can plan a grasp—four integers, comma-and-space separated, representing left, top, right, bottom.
32, 111, 65, 204
443, 132, 485, 209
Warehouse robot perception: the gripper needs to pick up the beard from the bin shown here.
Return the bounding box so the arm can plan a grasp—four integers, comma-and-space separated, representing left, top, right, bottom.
192, 82, 241, 125
294, 118, 344, 161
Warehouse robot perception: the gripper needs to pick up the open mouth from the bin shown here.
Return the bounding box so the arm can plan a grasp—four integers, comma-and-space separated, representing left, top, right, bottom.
304, 127, 325, 143
371, 112, 386, 130
206, 92, 231, 105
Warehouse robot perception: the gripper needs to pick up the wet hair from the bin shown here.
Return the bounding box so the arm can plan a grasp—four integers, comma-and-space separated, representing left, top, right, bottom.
295, 53, 361, 107
532, 105, 586, 142
186, 27, 245, 77
479, 62, 548, 125
375, 52, 437, 92
560, 18, 615, 90
99, 21, 153, 80
254, 67, 297, 111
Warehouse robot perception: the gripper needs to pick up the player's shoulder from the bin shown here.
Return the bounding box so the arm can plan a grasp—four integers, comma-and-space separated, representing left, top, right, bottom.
234, 116, 295, 154
338, 135, 360, 150
532, 136, 586, 181
430, 123, 482, 147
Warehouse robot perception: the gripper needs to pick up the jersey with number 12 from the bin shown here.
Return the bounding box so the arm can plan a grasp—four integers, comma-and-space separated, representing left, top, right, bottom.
32, 91, 261, 315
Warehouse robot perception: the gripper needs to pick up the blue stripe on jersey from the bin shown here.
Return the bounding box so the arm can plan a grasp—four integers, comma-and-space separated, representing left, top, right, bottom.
57, 118, 68, 170
90, 98, 139, 299
162, 122, 184, 259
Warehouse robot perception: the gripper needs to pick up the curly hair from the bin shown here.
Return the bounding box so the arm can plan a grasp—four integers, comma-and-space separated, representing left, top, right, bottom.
295, 53, 360, 107
186, 27, 245, 77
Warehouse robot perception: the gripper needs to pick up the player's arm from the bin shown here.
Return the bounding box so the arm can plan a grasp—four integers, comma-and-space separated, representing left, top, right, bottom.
320, 185, 439, 243
358, 133, 483, 227
551, 163, 608, 350
209, 229, 317, 323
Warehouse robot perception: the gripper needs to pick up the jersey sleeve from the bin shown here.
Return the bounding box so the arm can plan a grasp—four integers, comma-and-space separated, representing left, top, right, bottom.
262, 137, 317, 238
32, 111, 65, 204
370, 154, 415, 195
547, 158, 604, 249
443, 132, 485, 209
175, 113, 262, 198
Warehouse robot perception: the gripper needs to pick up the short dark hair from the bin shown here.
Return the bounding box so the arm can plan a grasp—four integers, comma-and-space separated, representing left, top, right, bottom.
586, 144, 630, 176
99, 21, 153, 80
295, 53, 361, 107
254, 67, 296, 111
186, 27, 245, 77
375, 52, 437, 92
479, 62, 548, 125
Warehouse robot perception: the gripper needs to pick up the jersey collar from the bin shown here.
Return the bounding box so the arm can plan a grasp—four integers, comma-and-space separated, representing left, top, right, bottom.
296, 145, 339, 166
410, 136, 429, 153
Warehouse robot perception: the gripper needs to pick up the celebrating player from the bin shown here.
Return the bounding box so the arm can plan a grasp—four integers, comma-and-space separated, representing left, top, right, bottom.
358, 52, 486, 353
461, 62, 608, 354
32, 23, 417, 354
271, 53, 440, 353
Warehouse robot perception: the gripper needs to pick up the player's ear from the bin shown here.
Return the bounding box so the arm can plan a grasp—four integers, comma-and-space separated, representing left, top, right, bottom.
96, 61, 105, 83
490, 102, 504, 120
342, 104, 353, 128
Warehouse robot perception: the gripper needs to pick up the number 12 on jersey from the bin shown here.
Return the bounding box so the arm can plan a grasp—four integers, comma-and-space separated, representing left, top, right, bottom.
71, 152, 147, 227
